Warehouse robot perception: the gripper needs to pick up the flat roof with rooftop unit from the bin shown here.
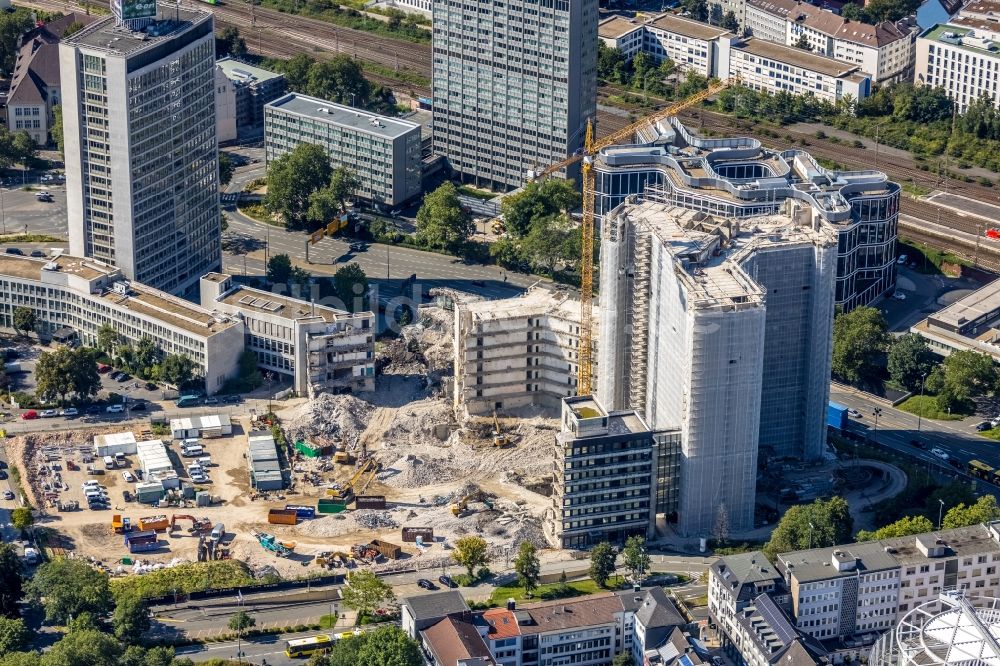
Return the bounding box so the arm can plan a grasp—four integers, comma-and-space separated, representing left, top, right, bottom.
61, 7, 213, 57
266, 93, 421, 140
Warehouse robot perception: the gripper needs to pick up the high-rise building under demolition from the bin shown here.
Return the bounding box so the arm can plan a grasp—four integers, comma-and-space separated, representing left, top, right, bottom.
430, 0, 598, 190
593, 117, 899, 311
598, 191, 838, 536
60, 4, 221, 294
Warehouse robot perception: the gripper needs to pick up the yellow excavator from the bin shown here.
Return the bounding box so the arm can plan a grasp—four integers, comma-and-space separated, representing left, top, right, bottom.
492, 408, 511, 447
327, 458, 378, 503
450, 489, 494, 517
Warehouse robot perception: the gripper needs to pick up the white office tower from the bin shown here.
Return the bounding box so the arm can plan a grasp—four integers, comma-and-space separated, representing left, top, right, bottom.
598, 191, 836, 536
430, 0, 598, 190
60, 5, 221, 294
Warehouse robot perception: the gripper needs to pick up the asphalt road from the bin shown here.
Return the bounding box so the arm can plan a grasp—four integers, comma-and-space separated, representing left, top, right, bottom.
830, 385, 1000, 477
0, 445, 19, 543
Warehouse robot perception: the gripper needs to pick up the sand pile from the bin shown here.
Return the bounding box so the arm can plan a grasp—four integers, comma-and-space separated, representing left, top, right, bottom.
379, 454, 456, 489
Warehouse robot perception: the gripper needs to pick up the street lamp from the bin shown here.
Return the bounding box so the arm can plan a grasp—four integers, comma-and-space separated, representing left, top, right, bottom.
938, 498, 946, 530
808, 521, 815, 549
871, 407, 882, 445
916, 372, 927, 435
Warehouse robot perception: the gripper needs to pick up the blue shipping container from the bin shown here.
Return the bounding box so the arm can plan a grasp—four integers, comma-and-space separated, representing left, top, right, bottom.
129, 541, 160, 553
123, 530, 157, 544
285, 505, 316, 519
827, 402, 848, 431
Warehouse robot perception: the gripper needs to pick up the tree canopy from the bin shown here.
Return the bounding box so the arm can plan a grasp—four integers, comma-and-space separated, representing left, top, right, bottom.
416, 182, 474, 253
0, 618, 28, 657
452, 536, 489, 578
935, 350, 998, 411
499, 179, 580, 238
333, 263, 369, 312
622, 536, 650, 584
0, 10, 34, 76
11, 307, 35, 338
265, 143, 334, 229
514, 541, 540, 597
887, 333, 936, 391
855, 515, 934, 542
589, 542, 617, 588
341, 570, 395, 619
831, 306, 889, 385
215, 26, 247, 58
0, 544, 23, 619
34, 348, 101, 404
943, 495, 1000, 530
25, 559, 113, 624
764, 497, 854, 559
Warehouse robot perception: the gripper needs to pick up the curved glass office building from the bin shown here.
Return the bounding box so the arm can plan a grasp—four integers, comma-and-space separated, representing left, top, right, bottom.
594, 117, 899, 311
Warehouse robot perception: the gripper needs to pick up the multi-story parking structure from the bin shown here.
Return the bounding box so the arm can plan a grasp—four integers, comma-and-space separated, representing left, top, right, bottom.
593, 117, 898, 311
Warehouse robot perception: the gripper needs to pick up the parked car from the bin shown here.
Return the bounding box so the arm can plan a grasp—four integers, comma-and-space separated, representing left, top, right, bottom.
897, 254, 908, 265
438, 575, 456, 588
86, 405, 101, 414
60, 408, 78, 417
130, 401, 146, 411
4, 248, 23, 255
20, 410, 37, 420
190, 473, 209, 484
931, 447, 950, 460
991, 416, 1000, 428
35, 192, 52, 202
0, 470, 6, 480
97, 364, 112, 374
145, 382, 157, 390
892, 292, 906, 301
109, 371, 122, 381
203, 397, 219, 405
122, 471, 135, 482
847, 409, 861, 418
417, 579, 436, 590
106, 404, 124, 414
30, 250, 45, 258
2, 490, 13, 500
115, 373, 130, 382
39, 409, 58, 418
977, 421, 993, 432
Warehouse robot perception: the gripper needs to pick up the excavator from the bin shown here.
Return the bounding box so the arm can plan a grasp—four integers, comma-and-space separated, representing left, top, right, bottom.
450, 488, 494, 517
327, 458, 378, 504
251, 530, 292, 557
354, 460, 382, 497
492, 409, 511, 447
170, 514, 212, 533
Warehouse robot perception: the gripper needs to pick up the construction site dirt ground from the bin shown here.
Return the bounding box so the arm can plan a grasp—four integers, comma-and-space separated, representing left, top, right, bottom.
5, 304, 565, 577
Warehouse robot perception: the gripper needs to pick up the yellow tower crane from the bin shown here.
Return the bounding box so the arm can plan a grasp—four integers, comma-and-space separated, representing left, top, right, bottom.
525, 78, 735, 394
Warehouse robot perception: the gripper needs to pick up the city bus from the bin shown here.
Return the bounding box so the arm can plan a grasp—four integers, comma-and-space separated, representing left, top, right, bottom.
284, 630, 364, 658
968, 459, 995, 480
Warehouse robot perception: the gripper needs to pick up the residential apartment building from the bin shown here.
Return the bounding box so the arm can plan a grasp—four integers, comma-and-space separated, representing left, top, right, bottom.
785, 3, 915, 83
7, 14, 96, 145
200, 274, 375, 397
452, 287, 597, 417
265, 93, 422, 207
718, 36, 872, 103
430, 0, 598, 189
0, 253, 244, 394
592, 118, 897, 312
405, 589, 696, 666
915, 22, 1000, 112
599, 16, 645, 58
643, 14, 732, 77
550, 395, 681, 549
910, 277, 1000, 362
728, 595, 823, 666
216, 57, 286, 139
597, 194, 837, 535
60, 8, 221, 295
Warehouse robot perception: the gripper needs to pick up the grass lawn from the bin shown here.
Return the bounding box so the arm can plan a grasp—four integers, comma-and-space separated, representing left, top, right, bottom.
979, 428, 1000, 441
488, 577, 624, 606
896, 395, 967, 421
0, 233, 64, 244
457, 185, 499, 201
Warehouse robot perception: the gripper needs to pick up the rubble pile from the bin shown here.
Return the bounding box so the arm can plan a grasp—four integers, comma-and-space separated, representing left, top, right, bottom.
284, 393, 374, 444
354, 510, 399, 530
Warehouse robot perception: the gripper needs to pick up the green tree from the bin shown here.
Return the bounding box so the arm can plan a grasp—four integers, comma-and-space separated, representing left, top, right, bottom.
62, 21, 85, 37
280, 53, 316, 92
67, 348, 101, 400
133, 336, 159, 374
680, 0, 707, 21
943, 495, 1000, 529
0, 618, 28, 657
856, 515, 934, 542
333, 263, 369, 312
622, 536, 650, 584
306, 187, 340, 227
328, 166, 360, 212
888, 333, 936, 391
764, 497, 854, 559
939, 350, 998, 410
266, 253, 294, 285
11, 132, 35, 165
840, 2, 863, 18
218, 152, 234, 187
9, 508, 31, 533
160, 354, 195, 388
612, 653, 636, 666
416, 182, 474, 253
215, 26, 247, 58
305, 56, 372, 107
0, 544, 23, 619
34, 349, 73, 403
353, 626, 422, 666
452, 536, 489, 579
51, 105, 65, 155
597, 42, 630, 85
0, 653, 41, 666
521, 215, 576, 274
500, 179, 580, 238
112, 592, 150, 643
25, 558, 113, 624
589, 542, 617, 588
11, 307, 35, 338
96, 323, 119, 353
514, 541, 540, 597
793, 34, 812, 51
43, 629, 121, 666
721, 10, 739, 31
227, 610, 255, 637
341, 570, 395, 619
831, 306, 889, 385
0, 10, 34, 75
265, 143, 333, 228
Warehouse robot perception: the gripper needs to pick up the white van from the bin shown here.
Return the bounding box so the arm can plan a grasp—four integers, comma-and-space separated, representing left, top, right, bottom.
81, 480, 100, 489
114, 452, 126, 465
182, 445, 203, 457
103, 456, 115, 469
84, 489, 103, 501
197, 456, 213, 468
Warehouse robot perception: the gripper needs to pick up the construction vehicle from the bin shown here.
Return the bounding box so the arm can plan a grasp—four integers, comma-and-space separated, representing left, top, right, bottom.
112, 514, 125, 533
450, 488, 494, 517
252, 530, 290, 557
57, 500, 79, 512
170, 514, 212, 533
493, 78, 735, 395
354, 461, 381, 497
327, 458, 378, 504
333, 450, 352, 465
492, 409, 510, 447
